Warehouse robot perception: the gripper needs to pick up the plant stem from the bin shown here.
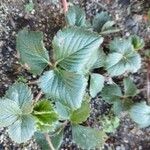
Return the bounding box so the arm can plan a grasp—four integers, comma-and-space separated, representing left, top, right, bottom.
34, 91, 43, 103
45, 133, 55, 150
61, 0, 68, 13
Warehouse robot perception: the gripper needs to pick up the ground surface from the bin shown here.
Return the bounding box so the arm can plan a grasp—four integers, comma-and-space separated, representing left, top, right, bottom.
0, 0, 150, 149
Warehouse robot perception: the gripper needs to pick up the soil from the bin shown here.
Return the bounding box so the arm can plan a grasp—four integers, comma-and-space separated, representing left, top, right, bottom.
0, 0, 150, 150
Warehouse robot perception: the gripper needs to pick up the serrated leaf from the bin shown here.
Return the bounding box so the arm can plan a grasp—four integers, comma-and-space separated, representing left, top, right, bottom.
53, 27, 103, 73
90, 73, 105, 97
5, 82, 33, 114
106, 38, 141, 76
38, 69, 87, 109
101, 115, 120, 133
130, 35, 145, 50
123, 77, 138, 97
70, 100, 90, 124
130, 102, 150, 128
33, 100, 58, 125
101, 84, 122, 103
17, 29, 50, 75
0, 98, 21, 127
93, 11, 111, 33
72, 125, 107, 149
8, 115, 35, 143
65, 6, 86, 27
55, 102, 71, 120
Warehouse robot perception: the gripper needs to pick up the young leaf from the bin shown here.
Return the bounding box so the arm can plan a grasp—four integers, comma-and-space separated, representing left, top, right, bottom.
0, 98, 21, 127
130, 35, 145, 50
32, 100, 58, 125
70, 100, 90, 124
38, 69, 87, 109
101, 21, 115, 31
101, 115, 120, 133
90, 73, 105, 97
5, 82, 33, 114
52, 27, 103, 73
106, 38, 141, 76
123, 77, 138, 97
72, 125, 107, 149
101, 84, 122, 103
16, 29, 50, 75
65, 6, 86, 27
130, 102, 150, 128
93, 11, 111, 33
8, 115, 35, 143
25, 0, 34, 13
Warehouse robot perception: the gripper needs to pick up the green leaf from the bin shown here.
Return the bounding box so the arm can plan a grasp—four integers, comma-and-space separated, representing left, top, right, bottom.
5, 82, 33, 114
123, 77, 138, 97
65, 6, 86, 27
101, 21, 115, 31
35, 130, 63, 150
17, 29, 50, 75
52, 27, 103, 73
106, 38, 141, 76
0, 98, 21, 127
90, 73, 105, 97
8, 115, 35, 143
33, 100, 58, 125
130, 102, 150, 128
101, 84, 122, 103
34, 132, 49, 150
93, 11, 111, 33
70, 100, 90, 124
101, 115, 120, 133
51, 130, 64, 150
130, 35, 145, 50
38, 69, 87, 109
72, 125, 107, 149
25, 0, 34, 13
55, 102, 71, 120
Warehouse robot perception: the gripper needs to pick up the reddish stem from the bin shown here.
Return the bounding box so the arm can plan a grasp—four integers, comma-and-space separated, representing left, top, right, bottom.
61, 0, 68, 13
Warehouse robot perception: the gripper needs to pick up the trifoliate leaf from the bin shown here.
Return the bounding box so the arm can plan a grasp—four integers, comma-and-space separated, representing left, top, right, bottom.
130, 35, 145, 50
90, 73, 105, 97
32, 100, 58, 125
55, 102, 71, 120
123, 77, 138, 97
38, 69, 87, 109
0, 98, 21, 127
53, 27, 103, 73
130, 102, 150, 128
72, 125, 107, 149
5, 82, 33, 114
106, 38, 141, 76
16, 29, 50, 75
70, 100, 90, 124
8, 115, 35, 143
65, 6, 86, 27
101, 84, 122, 104
93, 11, 111, 33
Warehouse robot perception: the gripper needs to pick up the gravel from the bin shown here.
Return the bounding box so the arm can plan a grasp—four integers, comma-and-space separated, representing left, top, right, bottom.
0, 0, 150, 149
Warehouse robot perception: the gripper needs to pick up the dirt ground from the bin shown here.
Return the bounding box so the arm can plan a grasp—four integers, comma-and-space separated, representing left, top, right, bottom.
0, 0, 150, 149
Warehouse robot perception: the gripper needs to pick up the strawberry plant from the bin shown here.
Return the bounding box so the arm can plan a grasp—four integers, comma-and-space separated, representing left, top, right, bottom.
0, 4, 149, 150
